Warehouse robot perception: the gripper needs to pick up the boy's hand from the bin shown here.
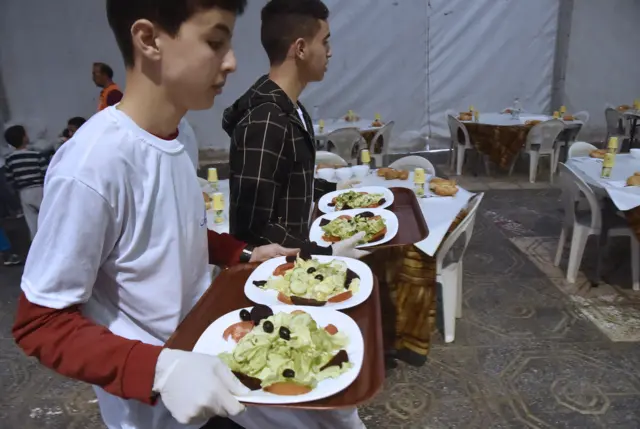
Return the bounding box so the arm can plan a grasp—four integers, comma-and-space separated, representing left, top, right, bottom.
154, 349, 249, 425
331, 232, 371, 259
250, 244, 299, 263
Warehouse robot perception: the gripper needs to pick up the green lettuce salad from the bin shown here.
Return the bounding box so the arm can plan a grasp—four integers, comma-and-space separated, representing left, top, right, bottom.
321, 214, 386, 242
330, 190, 385, 210
266, 258, 360, 302
219, 311, 351, 388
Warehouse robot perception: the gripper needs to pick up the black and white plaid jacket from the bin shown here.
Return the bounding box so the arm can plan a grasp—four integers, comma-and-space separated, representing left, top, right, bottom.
223, 75, 336, 254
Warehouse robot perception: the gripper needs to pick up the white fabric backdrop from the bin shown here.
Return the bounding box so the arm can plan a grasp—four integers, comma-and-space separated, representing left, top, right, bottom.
0, 0, 638, 150
564, 0, 640, 141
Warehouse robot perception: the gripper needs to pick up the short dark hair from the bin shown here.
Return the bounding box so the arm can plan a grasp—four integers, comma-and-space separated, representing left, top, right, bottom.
67, 117, 87, 128
261, 0, 329, 65
107, 0, 247, 67
4, 125, 26, 149
94, 62, 114, 80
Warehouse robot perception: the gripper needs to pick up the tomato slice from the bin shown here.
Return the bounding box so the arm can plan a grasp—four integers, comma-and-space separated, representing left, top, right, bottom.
277, 292, 293, 305
222, 321, 254, 342
324, 324, 339, 335
327, 291, 353, 303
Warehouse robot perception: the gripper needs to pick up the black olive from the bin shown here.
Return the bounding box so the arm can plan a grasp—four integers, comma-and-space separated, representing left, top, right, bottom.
357, 211, 374, 218
328, 202, 335, 207
345, 269, 359, 289
286, 255, 296, 263
299, 249, 312, 261
279, 326, 291, 340
378, 198, 386, 205
283, 369, 295, 378
343, 204, 352, 210
253, 280, 267, 288
315, 274, 324, 281
319, 219, 330, 227
250, 304, 273, 325
307, 267, 317, 274
262, 320, 274, 333
239, 309, 251, 321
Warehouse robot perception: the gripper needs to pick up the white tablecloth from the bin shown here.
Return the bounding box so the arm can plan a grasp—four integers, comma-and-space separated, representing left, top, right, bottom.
203, 174, 473, 257
462, 112, 583, 127
313, 119, 382, 139
567, 154, 640, 211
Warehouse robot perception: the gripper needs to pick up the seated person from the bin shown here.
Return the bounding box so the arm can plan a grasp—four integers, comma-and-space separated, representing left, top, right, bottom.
57, 117, 87, 151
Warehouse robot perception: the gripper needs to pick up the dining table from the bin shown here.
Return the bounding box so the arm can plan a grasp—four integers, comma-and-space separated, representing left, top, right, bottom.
461, 112, 583, 170
203, 172, 474, 363
312, 119, 382, 140
566, 154, 640, 283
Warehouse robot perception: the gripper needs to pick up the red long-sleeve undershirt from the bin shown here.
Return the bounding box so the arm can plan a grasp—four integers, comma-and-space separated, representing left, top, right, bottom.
12, 229, 247, 404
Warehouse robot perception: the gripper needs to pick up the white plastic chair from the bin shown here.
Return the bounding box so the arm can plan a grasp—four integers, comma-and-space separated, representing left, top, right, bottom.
368, 121, 395, 168
446, 114, 473, 176
389, 155, 436, 175
436, 193, 484, 343
326, 128, 365, 164
554, 163, 639, 289
574, 111, 590, 125
567, 142, 598, 159
522, 119, 566, 183
315, 151, 347, 167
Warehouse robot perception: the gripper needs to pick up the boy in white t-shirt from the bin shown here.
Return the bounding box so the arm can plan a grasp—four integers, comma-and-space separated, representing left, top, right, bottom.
12, 1, 365, 429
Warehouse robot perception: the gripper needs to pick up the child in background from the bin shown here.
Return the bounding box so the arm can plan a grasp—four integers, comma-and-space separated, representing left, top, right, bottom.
3, 125, 47, 240
0, 226, 21, 266
57, 117, 87, 150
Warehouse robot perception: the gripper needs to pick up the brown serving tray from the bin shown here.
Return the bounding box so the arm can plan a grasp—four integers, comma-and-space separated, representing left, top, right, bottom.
313, 186, 429, 248
165, 264, 385, 410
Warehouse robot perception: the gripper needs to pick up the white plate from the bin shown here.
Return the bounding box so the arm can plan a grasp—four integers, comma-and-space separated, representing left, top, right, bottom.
244, 256, 373, 310
318, 186, 394, 214
192, 305, 364, 404
309, 208, 399, 248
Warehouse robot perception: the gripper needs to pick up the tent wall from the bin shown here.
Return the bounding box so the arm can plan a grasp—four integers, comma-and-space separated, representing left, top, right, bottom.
426, 0, 558, 142
0, 0, 635, 151
563, 0, 640, 142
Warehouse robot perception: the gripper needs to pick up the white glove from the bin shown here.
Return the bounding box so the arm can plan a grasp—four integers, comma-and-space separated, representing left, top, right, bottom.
153, 349, 249, 425
336, 179, 361, 190
331, 231, 371, 259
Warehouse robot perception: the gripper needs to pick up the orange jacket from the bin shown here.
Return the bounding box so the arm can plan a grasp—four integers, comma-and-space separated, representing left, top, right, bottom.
97, 83, 122, 111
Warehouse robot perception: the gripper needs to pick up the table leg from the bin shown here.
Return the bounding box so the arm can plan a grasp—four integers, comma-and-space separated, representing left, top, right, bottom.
591, 208, 609, 287
630, 118, 639, 149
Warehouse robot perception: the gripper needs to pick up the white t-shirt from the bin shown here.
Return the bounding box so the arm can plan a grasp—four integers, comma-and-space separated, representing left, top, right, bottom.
21, 106, 209, 429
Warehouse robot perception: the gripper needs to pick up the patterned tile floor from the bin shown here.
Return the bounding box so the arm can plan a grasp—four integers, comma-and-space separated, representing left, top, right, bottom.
2, 185, 640, 428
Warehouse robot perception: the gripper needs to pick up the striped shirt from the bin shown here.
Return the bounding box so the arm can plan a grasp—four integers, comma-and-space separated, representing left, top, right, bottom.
5, 150, 48, 190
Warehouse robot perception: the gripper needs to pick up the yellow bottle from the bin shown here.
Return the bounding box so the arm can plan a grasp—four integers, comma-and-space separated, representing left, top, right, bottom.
601, 137, 618, 179
635, 99, 640, 110
414, 168, 426, 197
212, 192, 225, 224
360, 149, 371, 167
553, 111, 560, 119
207, 167, 219, 191
560, 105, 567, 115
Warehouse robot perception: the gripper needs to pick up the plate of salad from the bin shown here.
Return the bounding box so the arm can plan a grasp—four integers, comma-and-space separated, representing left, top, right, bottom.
192, 305, 364, 404
309, 208, 398, 248
318, 186, 394, 213
245, 255, 373, 310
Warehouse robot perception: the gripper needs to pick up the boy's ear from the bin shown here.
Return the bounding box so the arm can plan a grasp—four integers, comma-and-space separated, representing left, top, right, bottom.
131, 19, 162, 62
